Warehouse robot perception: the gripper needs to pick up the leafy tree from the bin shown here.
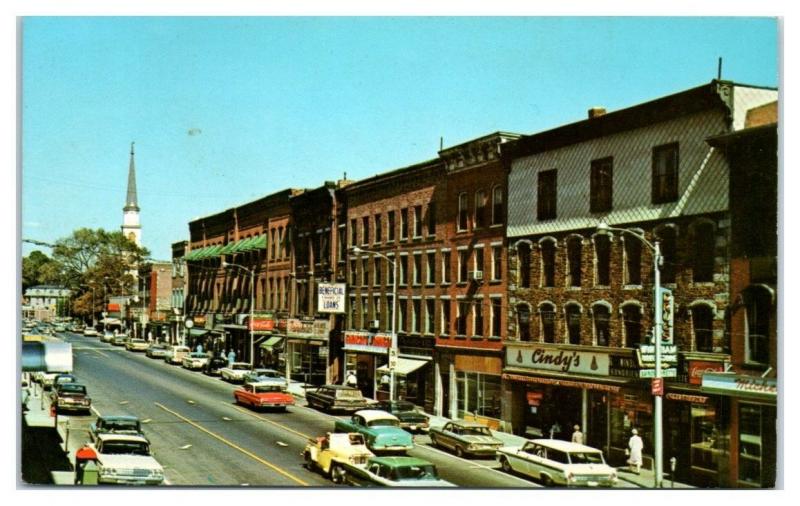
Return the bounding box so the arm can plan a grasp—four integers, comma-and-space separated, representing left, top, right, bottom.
22, 250, 59, 292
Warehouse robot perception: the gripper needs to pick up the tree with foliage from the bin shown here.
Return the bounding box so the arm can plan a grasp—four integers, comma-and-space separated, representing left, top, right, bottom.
22, 250, 60, 293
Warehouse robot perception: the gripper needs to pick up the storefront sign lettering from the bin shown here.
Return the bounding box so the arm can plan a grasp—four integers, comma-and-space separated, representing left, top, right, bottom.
279, 318, 330, 339
317, 282, 346, 314
702, 372, 777, 399
665, 393, 708, 404
502, 373, 620, 393
344, 331, 391, 354
506, 344, 610, 376
688, 360, 725, 385
248, 312, 275, 331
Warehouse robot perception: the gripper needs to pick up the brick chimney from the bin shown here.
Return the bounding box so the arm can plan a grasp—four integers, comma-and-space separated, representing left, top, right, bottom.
588, 107, 607, 119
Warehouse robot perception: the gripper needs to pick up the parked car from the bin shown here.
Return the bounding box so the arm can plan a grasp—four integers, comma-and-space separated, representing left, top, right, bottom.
54, 325, 66, 333
242, 368, 284, 383
375, 400, 430, 433
497, 439, 618, 487
53, 373, 78, 388
83, 328, 99, 337
303, 432, 374, 483
203, 356, 229, 376
50, 383, 92, 414
334, 410, 414, 453
38, 371, 71, 390
233, 381, 295, 411
90, 434, 165, 485
111, 334, 129, 346
100, 332, 115, 343
336, 456, 454, 487
305, 385, 370, 413
219, 362, 253, 383
182, 352, 211, 370
125, 339, 149, 352
145, 343, 169, 359
164, 345, 191, 365
90, 415, 145, 443
428, 420, 503, 458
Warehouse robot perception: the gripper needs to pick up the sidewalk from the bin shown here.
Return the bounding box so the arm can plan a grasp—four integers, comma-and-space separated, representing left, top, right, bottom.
287, 382, 694, 489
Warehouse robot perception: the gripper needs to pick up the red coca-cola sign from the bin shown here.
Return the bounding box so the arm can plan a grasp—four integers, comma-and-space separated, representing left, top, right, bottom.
688, 360, 724, 385
248, 313, 275, 331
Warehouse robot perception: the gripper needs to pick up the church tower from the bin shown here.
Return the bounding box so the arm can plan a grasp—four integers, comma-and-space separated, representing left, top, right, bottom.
121, 142, 141, 246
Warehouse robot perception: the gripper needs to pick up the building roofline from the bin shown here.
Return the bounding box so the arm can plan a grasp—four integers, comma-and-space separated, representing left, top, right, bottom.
706, 122, 778, 146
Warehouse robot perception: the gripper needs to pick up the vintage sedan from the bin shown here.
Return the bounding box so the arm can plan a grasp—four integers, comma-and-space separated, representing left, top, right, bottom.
90, 415, 145, 443
497, 439, 618, 487
164, 345, 191, 365
181, 352, 211, 370
125, 339, 149, 352
233, 381, 295, 410
53, 373, 78, 388
51, 383, 92, 414
219, 362, 254, 383
145, 343, 169, 359
375, 400, 430, 433
334, 410, 414, 453
91, 434, 165, 485
203, 356, 229, 376
242, 368, 284, 383
111, 334, 129, 346
337, 456, 454, 487
83, 328, 99, 337
305, 385, 370, 413
303, 432, 374, 483
429, 420, 503, 458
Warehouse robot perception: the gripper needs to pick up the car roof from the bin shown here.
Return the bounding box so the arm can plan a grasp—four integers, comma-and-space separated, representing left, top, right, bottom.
369, 456, 434, 467
447, 420, 489, 428
528, 439, 603, 453
97, 433, 149, 443
227, 362, 250, 367
354, 409, 399, 422
321, 384, 359, 390
245, 381, 286, 387
99, 415, 140, 423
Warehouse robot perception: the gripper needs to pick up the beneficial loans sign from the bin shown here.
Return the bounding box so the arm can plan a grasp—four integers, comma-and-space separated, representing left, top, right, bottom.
317, 283, 346, 313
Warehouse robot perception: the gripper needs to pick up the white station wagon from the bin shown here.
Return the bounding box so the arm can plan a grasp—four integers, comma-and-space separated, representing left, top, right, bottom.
498, 439, 618, 487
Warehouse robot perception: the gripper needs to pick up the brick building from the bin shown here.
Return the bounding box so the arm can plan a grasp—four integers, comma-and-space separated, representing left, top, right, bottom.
500, 80, 777, 486
169, 240, 188, 344
139, 261, 173, 340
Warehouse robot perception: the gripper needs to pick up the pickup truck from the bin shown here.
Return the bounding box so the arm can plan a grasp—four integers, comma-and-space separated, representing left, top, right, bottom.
90, 433, 165, 485
302, 432, 374, 483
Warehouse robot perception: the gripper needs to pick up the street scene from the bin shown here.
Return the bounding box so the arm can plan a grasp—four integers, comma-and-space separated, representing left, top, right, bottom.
19, 16, 779, 490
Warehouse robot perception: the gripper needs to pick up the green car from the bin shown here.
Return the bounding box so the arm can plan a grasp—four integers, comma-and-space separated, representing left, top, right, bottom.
334, 409, 414, 453
337, 456, 454, 487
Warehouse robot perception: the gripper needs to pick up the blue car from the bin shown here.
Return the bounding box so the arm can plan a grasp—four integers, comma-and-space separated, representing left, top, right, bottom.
334, 410, 414, 453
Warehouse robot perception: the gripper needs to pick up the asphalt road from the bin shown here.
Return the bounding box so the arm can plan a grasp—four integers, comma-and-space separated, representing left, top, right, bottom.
58, 332, 538, 488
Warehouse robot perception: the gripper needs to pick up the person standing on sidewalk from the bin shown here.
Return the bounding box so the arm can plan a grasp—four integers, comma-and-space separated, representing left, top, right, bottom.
627, 428, 644, 474
571, 424, 584, 444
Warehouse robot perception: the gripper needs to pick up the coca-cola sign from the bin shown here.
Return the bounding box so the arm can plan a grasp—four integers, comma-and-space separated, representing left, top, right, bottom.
688, 360, 724, 385
506, 343, 610, 376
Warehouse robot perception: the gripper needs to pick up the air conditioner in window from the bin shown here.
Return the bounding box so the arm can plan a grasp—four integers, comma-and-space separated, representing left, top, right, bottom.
369, 320, 380, 329
470, 271, 484, 281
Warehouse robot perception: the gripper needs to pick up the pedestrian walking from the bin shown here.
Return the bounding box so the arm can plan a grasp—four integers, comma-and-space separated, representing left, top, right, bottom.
571, 424, 584, 445
345, 370, 358, 388
627, 428, 644, 474
548, 421, 562, 439
227, 349, 236, 366
196, 343, 203, 354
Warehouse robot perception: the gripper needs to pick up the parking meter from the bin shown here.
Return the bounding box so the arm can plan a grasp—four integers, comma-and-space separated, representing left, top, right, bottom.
669, 457, 677, 488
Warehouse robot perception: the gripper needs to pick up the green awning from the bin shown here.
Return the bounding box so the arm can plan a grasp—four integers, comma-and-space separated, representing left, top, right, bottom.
184, 249, 201, 261
260, 336, 284, 350
233, 236, 258, 252
250, 235, 267, 250
219, 241, 239, 255
202, 245, 224, 259
188, 328, 210, 337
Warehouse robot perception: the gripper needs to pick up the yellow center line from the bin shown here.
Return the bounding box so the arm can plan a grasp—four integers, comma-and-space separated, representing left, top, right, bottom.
223, 402, 312, 440
154, 402, 309, 486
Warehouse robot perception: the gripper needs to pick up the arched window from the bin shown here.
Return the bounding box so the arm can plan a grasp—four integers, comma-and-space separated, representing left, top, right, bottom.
744, 286, 773, 364
539, 302, 556, 343
593, 234, 611, 286
458, 193, 469, 231
655, 225, 678, 284
691, 304, 714, 352
622, 303, 642, 347
593, 303, 611, 346
540, 238, 556, 288
624, 234, 642, 285
517, 303, 531, 341
566, 236, 583, 288
475, 190, 488, 229
517, 242, 531, 288
692, 221, 715, 282
565, 303, 582, 345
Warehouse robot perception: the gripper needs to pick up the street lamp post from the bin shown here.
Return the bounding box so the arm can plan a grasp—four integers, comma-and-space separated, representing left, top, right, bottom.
597, 221, 664, 488
352, 246, 397, 402
222, 261, 255, 369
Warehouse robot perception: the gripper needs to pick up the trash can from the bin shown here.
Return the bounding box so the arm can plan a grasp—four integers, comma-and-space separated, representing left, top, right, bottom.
81, 460, 99, 485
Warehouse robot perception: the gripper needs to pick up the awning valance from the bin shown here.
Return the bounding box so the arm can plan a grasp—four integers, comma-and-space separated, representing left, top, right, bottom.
188, 328, 210, 337
260, 336, 284, 351
377, 357, 428, 376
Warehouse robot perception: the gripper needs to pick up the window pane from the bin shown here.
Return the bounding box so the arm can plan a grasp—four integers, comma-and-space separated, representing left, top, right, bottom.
541, 241, 556, 287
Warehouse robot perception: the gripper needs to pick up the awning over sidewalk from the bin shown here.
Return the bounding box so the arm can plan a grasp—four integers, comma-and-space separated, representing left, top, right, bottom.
187, 328, 210, 337
377, 357, 428, 376
259, 336, 284, 351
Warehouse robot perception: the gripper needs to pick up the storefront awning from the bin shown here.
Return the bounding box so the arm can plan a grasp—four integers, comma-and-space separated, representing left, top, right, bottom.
377, 357, 428, 376
260, 336, 284, 351
187, 328, 210, 337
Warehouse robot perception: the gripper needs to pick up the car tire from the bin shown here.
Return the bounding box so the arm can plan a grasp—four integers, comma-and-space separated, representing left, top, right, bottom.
500, 456, 513, 474
455, 445, 465, 458
541, 475, 554, 487
330, 463, 346, 485
304, 452, 314, 470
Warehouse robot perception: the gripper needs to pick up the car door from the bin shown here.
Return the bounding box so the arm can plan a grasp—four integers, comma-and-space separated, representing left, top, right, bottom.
439, 423, 456, 449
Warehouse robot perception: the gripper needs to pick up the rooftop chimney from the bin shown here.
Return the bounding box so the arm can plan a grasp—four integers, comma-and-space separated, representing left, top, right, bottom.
588, 107, 607, 119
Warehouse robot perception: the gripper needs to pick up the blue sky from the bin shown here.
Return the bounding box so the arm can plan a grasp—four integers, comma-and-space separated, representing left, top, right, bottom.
21, 16, 778, 260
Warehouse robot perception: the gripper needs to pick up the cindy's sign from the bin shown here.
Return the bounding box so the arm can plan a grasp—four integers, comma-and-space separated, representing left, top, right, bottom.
506, 344, 610, 376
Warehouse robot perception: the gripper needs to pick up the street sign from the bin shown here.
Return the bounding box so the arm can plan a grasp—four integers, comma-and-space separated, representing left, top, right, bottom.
651, 378, 664, 396
388, 348, 398, 370
660, 287, 674, 344
639, 344, 678, 365
639, 368, 677, 378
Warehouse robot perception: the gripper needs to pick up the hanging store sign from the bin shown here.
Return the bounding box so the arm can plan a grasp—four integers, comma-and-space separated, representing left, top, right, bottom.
660, 287, 674, 344
502, 373, 621, 393
688, 360, 725, 386
637, 344, 678, 366
506, 343, 610, 376
701, 372, 777, 400
248, 312, 275, 332
279, 318, 330, 339
343, 331, 391, 354
317, 282, 346, 314
665, 393, 708, 404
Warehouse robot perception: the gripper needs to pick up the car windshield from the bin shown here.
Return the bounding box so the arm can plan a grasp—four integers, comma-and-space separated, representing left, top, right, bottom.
104, 420, 140, 432
59, 384, 86, 394
131, 339, 146, 344
569, 452, 605, 464
391, 401, 415, 412
461, 426, 492, 436
56, 376, 76, 384
102, 441, 150, 456
253, 370, 280, 377
336, 389, 363, 399
367, 418, 400, 428
189, 352, 206, 358
254, 385, 283, 393
233, 364, 250, 370
394, 464, 439, 481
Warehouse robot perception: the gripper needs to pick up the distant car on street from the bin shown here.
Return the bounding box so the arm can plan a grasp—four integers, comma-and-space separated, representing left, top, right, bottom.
219, 362, 252, 383
305, 385, 371, 413
164, 345, 191, 365
203, 356, 229, 376
50, 382, 92, 414
90, 415, 146, 443
111, 334, 129, 346
90, 434, 165, 485
54, 324, 66, 333
83, 328, 99, 337
497, 439, 618, 487
182, 352, 211, 370
145, 343, 169, 359
428, 420, 503, 458
125, 338, 149, 352
242, 368, 284, 383
233, 381, 295, 411
375, 400, 430, 433
334, 410, 414, 454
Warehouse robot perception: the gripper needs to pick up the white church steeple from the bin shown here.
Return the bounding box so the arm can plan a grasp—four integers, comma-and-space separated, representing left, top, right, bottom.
121, 142, 141, 246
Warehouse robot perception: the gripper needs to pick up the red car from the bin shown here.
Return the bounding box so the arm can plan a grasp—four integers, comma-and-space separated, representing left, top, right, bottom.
234, 381, 295, 411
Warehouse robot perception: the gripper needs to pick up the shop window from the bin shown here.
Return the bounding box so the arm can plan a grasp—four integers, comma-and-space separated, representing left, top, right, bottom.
540, 239, 556, 287
400, 208, 409, 240
456, 372, 501, 420
537, 169, 557, 220
516, 303, 531, 341
388, 211, 396, 242
475, 190, 488, 229
594, 234, 611, 286
473, 300, 484, 337
374, 257, 381, 286
426, 252, 435, 285
492, 186, 503, 226
744, 286, 772, 365
491, 298, 502, 338
652, 143, 679, 204
623, 305, 642, 346
590, 157, 613, 213
414, 205, 423, 238
593, 304, 610, 346
692, 221, 715, 282
738, 404, 777, 487
655, 226, 677, 284
457, 301, 470, 336
624, 236, 642, 285
441, 250, 451, 284
567, 236, 582, 288
689, 402, 725, 481
692, 304, 714, 352
540, 303, 556, 343
458, 193, 468, 231
374, 213, 382, 243
518, 242, 531, 288
565, 304, 581, 345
